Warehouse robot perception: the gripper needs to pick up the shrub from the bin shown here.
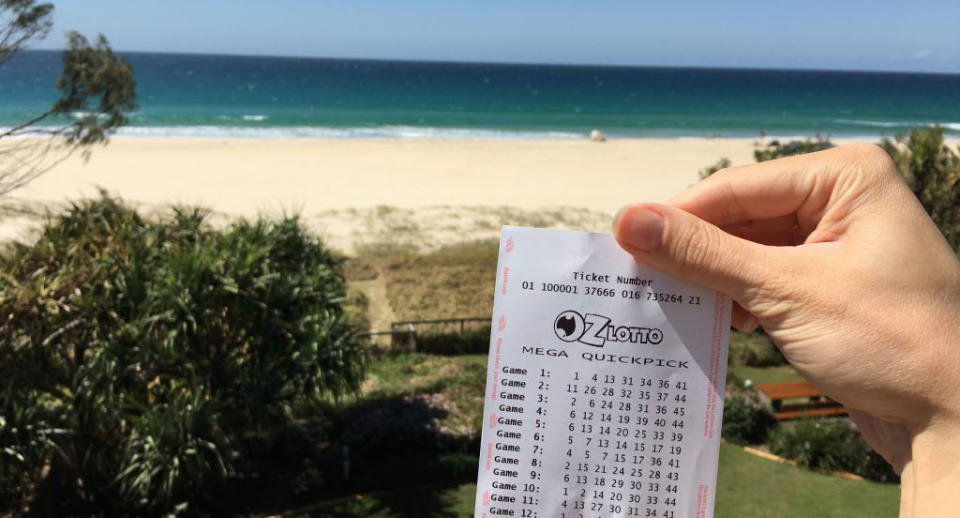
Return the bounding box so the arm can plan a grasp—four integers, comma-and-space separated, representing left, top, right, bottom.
768, 418, 898, 483
0, 193, 366, 515
754, 138, 835, 162
0, 386, 67, 513
721, 394, 775, 445
728, 331, 786, 367
881, 126, 960, 254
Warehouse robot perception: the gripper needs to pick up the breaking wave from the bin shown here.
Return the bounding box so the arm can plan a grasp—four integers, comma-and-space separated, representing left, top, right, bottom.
110, 125, 586, 139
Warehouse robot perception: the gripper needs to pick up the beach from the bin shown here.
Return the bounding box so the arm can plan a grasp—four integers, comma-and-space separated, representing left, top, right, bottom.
3, 137, 789, 251
15, 137, 771, 212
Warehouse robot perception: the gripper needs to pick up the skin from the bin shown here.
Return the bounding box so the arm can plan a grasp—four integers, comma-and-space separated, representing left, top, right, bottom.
613, 144, 960, 518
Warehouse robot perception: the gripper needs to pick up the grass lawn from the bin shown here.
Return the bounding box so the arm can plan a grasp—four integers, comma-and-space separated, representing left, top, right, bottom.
298, 354, 897, 518
715, 442, 898, 517
729, 364, 805, 385
329, 241, 898, 518
356, 352, 488, 435
306, 442, 898, 517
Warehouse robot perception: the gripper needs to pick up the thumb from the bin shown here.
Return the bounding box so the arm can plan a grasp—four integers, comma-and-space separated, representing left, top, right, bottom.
613, 203, 779, 305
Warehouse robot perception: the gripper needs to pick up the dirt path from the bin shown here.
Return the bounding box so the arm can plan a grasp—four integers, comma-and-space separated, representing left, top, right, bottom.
352, 274, 397, 333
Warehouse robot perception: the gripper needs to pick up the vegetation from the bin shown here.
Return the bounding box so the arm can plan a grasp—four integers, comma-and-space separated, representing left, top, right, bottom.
699, 157, 731, 179
721, 394, 775, 445
881, 126, 960, 254
729, 330, 785, 367
0, 194, 365, 516
286, 443, 898, 518
333, 354, 484, 493
753, 138, 835, 162
377, 240, 499, 321
700, 138, 836, 180
769, 418, 899, 483
713, 442, 897, 518
234, 355, 896, 518
0, 0, 136, 196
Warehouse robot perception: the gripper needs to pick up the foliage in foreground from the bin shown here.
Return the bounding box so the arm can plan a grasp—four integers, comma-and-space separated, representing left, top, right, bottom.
0, 194, 365, 516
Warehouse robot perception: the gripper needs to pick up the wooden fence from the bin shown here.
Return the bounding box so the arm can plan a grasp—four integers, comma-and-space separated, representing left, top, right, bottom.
361, 317, 489, 352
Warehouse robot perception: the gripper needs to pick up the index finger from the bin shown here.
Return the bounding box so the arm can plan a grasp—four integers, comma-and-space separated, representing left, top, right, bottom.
668, 147, 839, 228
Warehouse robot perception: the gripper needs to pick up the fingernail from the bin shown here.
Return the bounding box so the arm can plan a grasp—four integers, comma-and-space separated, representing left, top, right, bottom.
619, 206, 664, 251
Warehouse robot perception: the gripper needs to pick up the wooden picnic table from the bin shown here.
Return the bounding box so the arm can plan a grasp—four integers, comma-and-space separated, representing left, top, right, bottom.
755, 381, 848, 420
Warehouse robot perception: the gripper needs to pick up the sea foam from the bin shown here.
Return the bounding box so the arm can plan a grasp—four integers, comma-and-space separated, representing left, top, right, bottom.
110, 125, 586, 139
833, 119, 960, 131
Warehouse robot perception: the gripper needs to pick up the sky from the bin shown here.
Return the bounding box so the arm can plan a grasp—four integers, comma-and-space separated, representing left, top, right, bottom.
31, 0, 960, 73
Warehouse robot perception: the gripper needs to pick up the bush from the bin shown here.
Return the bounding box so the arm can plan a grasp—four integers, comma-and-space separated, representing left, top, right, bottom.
768, 418, 898, 483
881, 126, 960, 254
0, 193, 366, 516
754, 138, 835, 162
721, 394, 775, 445
728, 331, 786, 367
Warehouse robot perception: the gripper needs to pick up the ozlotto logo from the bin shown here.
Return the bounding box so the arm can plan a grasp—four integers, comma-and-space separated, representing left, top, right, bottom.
554, 310, 663, 347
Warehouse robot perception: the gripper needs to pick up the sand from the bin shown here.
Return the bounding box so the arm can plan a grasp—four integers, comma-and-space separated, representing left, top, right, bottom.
0, 137, 842, 252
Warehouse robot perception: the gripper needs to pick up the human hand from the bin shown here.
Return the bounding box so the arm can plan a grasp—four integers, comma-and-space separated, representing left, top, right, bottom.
613, 144, 960, 518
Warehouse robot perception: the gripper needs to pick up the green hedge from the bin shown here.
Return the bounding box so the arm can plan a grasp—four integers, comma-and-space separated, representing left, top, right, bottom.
0, 194, 366, 516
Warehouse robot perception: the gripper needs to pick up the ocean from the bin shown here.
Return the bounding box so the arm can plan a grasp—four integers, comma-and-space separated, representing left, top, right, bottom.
1, 50, 959, 139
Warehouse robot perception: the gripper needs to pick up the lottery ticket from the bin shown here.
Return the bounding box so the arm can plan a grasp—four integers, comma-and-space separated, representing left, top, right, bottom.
475, 226, 731, 518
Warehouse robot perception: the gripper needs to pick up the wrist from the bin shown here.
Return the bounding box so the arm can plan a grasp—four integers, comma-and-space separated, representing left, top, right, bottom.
902, 417, 960, 517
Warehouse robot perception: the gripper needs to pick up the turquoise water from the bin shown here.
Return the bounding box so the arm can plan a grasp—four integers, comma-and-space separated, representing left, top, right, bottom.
1, 50, 959, 138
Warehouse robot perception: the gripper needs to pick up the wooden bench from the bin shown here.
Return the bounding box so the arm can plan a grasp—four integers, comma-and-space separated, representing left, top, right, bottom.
755, 381, 848, 421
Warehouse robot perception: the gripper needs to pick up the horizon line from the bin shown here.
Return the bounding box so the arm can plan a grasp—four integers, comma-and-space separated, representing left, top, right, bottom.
19, 48, 960, 77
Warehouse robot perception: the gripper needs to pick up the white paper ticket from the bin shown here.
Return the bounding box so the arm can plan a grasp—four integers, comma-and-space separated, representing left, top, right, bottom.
475, 226, 731, 518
